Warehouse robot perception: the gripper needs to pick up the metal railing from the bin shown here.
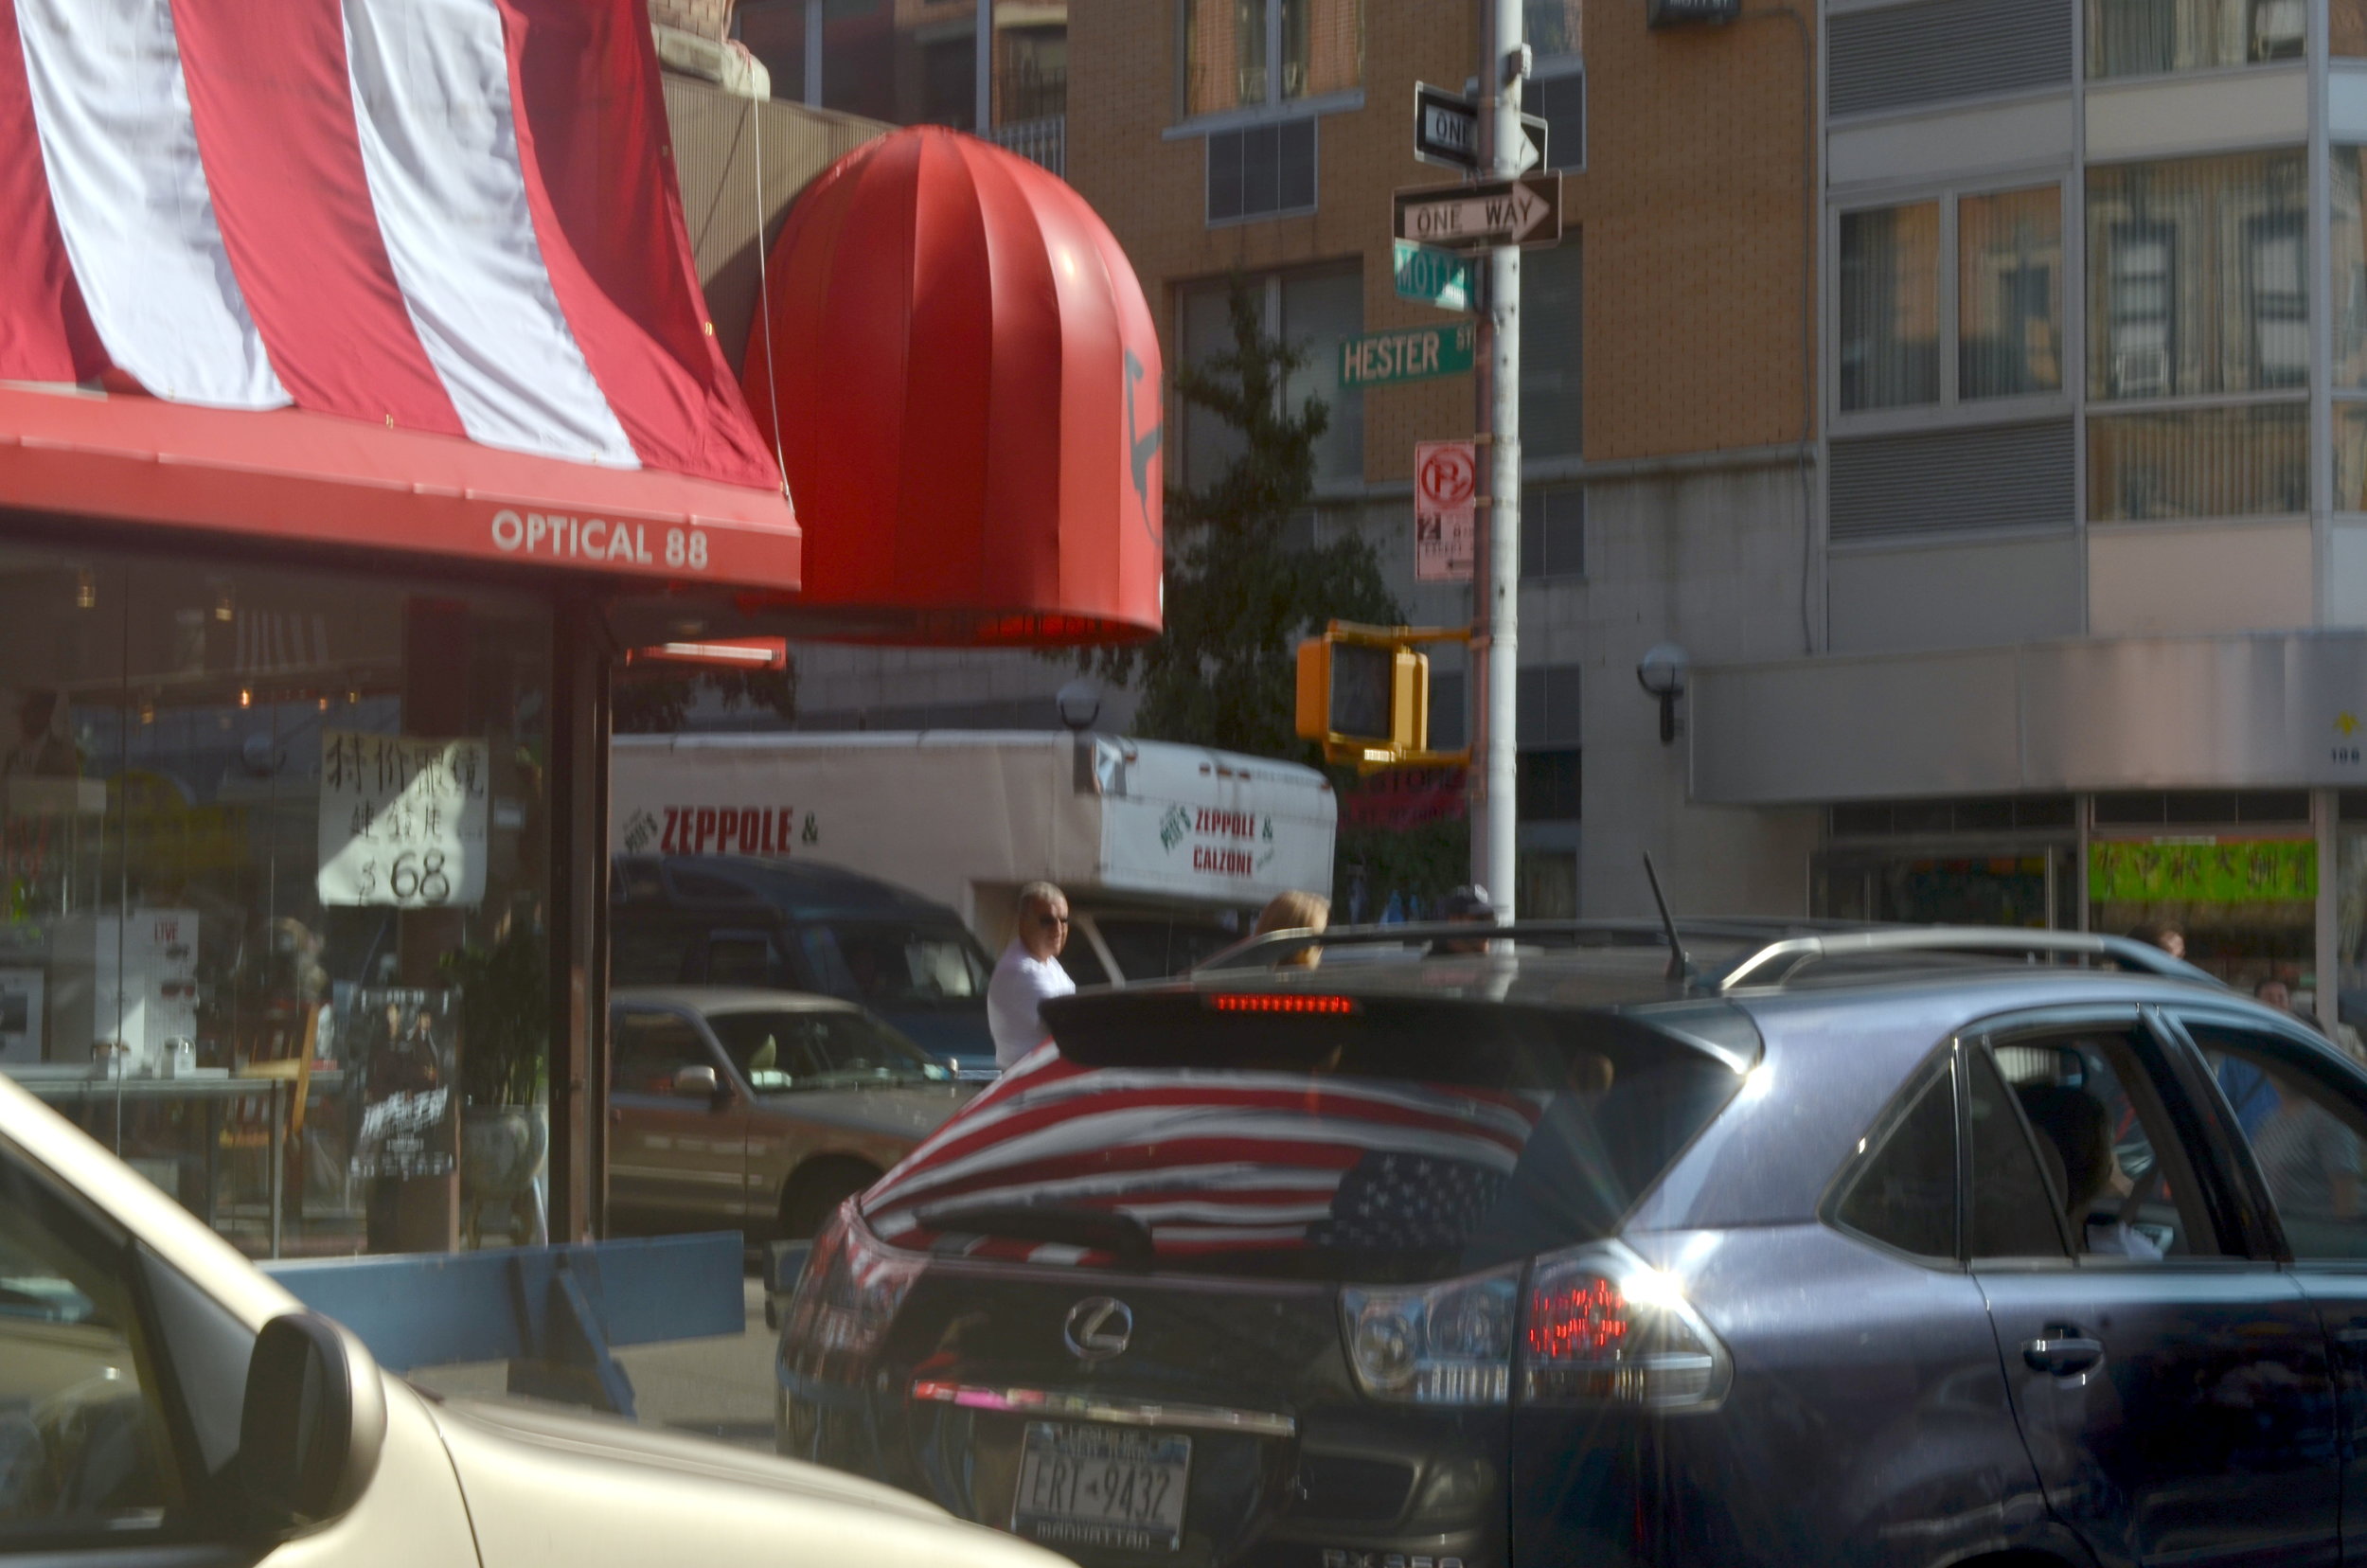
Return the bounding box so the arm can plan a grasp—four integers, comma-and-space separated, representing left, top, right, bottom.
1193, 918, 2220, 992
987, 113, 1065, 177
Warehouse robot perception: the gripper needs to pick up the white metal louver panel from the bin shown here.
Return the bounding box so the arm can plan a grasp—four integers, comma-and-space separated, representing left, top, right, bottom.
1829, 420, 2075, 543
1829, 0, 2073, 118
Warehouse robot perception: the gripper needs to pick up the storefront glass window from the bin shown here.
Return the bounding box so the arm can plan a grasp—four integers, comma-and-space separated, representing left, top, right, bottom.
0, 543, 552, 1258
2089, 835, 2314, 989
1839, 203, 1941, 412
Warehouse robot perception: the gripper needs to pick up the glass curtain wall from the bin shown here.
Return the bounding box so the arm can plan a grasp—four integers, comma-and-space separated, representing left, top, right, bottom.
2086, 151, 2310, 522
0, 541, 553, 1258
2087, 0, 2305, 77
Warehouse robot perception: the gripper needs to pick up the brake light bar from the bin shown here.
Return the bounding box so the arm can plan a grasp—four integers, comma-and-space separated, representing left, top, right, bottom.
1203, 993, 1359, 1014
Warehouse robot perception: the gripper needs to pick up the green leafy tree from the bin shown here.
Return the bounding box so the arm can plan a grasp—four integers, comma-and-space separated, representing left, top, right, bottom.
1076, 278, 1400, 757
613, 663, 800, 735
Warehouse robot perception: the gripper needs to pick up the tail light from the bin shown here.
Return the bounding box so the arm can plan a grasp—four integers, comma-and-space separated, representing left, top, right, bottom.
779, 1201, 923, 1380
1520, 1241, 1729, 1409
1341, 1264, 1522, 1405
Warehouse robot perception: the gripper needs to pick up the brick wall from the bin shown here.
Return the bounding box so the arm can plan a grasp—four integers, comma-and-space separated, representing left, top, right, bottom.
1064, 0, 1815, 480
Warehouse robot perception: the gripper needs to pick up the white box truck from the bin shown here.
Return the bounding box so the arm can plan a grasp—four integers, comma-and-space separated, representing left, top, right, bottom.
611, 731, 1336, 988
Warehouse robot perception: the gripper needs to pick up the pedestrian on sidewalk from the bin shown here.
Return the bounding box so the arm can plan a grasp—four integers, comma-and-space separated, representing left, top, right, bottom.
988, 881, 1076, 1068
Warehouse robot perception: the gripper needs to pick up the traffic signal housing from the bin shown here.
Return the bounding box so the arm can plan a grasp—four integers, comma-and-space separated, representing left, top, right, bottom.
1295, 621, 1471, 769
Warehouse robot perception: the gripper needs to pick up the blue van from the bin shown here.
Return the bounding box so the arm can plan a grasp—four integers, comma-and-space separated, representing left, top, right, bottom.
609, 855, 999, 1078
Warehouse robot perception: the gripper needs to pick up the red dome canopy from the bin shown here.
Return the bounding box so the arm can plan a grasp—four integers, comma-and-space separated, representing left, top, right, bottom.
741, 127, 1162, 645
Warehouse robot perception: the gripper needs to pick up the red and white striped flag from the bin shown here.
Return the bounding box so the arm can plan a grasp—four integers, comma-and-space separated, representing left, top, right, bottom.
0, 0, 777, 490
862, 1047, 1548, 1264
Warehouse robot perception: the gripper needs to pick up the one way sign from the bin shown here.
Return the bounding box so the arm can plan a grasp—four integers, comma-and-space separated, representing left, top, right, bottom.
1393, 174, 1563, 249
1413, 82, 1548, 175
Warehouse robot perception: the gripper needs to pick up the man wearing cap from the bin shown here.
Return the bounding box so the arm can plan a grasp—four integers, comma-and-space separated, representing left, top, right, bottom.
988, 881, 1077, 1068
1433, 884, 1497, 954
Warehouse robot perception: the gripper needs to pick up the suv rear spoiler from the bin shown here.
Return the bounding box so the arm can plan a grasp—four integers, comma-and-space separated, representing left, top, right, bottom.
1196, 920, 2222, 992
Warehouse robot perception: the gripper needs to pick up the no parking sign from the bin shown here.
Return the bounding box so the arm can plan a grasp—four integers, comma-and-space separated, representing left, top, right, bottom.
1414, 439, 1475, 582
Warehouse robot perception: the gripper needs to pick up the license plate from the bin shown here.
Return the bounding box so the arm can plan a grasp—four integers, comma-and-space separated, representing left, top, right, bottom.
1012, 1422, 1191, 1553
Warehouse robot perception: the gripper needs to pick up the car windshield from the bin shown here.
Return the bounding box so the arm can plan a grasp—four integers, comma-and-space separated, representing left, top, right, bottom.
796, 920, 989, 1007
704, 1008, 952, 1091
860, 992, 1746, 1282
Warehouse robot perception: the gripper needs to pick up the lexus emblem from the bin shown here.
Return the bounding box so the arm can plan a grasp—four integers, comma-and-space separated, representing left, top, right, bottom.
1062, 1296, 1133, 1363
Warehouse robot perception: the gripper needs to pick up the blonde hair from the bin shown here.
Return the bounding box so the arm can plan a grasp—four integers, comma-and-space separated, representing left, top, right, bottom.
1255, 890, 1330, 937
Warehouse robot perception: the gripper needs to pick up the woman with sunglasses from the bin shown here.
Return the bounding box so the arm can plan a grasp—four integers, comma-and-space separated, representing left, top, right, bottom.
987, 881, 1077, 1070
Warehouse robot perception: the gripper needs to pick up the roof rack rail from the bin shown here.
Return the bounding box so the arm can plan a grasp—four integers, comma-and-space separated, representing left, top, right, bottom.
1712, 927, 2214, 989
1193, 919, 2220, 990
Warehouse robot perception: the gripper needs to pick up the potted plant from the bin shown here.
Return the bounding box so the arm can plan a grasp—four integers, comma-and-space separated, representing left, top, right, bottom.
440, 921, 548, 1246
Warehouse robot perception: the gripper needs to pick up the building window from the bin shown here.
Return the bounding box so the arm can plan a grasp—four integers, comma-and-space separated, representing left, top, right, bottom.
1000, 26, 1067, 121
920, 37, 971, 125
2331, 403, 2367, 511
2087, 152, 2307, 401
1522, 485, 1585, 578
1525, 0, 1582, 56
1523, 241, 1582, 458
1517, 846, 1579, 915
2089, 402, 2308, 521
1839, 204, 1941, 412
1518, 750, 1583, 822
1182, 0, 1362, 117
2341, 0, 2367, 53
2330, 150, 2367, 389
1207, 119, 1317, 223
2087, 0, 2303, 78
1959, 187, 2062, 400
1178, 267, 1363, 490
1529, 68, 1585, 172
1517, 662, 1583, 769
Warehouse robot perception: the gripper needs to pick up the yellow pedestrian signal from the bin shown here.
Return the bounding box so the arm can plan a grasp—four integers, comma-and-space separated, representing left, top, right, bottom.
1295, 621, 1471, 770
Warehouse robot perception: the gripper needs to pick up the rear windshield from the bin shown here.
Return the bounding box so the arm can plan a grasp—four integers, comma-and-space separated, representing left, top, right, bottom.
796, 920, 990, 1008
860, 995, 1748, 1282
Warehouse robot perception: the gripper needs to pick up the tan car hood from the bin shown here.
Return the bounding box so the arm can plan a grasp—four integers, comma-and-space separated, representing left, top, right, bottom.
420, 1393, 1059, 1567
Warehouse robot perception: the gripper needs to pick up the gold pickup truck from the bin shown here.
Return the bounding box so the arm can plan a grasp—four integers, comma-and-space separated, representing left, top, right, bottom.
609, 987, 979, 1239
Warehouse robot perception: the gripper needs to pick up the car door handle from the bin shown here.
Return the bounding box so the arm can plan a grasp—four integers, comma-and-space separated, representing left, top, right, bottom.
2023, 1336, 2105, 1376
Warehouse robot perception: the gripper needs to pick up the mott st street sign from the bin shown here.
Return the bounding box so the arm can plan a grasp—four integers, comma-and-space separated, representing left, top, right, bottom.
1393, 241, 1473, 312
1412, 82, 1547, 174
1393, 174, 1563, 249
1340, 322, 1475, 388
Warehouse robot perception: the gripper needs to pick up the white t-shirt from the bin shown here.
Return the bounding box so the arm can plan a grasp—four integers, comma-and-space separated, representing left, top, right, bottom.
988, 939, 1076, 1067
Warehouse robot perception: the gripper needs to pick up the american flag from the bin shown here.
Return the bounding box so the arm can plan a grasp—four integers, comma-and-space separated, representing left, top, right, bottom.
860, 1045, 1546, 1263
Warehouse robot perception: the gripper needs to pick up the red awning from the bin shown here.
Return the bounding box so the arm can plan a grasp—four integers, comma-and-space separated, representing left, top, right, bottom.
741, 126, 1162, 647
0, 383, 798, 590
0, 0, 796, 593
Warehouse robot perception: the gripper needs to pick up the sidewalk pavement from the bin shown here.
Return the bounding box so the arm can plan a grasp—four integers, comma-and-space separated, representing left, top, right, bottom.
409, 1275, 780, 1452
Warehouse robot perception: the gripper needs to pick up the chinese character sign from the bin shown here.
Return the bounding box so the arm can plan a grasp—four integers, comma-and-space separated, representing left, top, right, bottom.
317, 732, 489, 908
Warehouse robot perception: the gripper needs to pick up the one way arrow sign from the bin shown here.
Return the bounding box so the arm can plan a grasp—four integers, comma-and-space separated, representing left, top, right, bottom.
1393, 174, 1563, 250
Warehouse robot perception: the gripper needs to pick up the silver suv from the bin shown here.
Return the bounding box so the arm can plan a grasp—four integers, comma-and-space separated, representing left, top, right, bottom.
775, 922, 2367, 1567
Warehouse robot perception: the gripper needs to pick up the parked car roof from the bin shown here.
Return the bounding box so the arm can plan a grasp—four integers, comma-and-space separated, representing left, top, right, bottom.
613, 984, 874, 1015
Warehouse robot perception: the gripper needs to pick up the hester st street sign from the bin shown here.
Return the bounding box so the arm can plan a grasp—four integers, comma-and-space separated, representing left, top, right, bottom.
1340, 322, 1475, 388
1393, 174, 1563, 249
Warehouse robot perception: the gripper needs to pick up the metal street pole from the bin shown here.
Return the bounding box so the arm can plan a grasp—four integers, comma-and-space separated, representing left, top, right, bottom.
1470, 0, 1524, 918
975, 0, 992, 132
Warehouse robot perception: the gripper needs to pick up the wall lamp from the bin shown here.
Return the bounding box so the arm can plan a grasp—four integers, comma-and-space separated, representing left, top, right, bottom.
1636, 642, 1690, 745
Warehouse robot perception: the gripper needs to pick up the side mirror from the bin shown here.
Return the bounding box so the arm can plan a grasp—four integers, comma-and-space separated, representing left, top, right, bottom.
240, 1310, 386, 1535
672, 1063, 722, 1099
